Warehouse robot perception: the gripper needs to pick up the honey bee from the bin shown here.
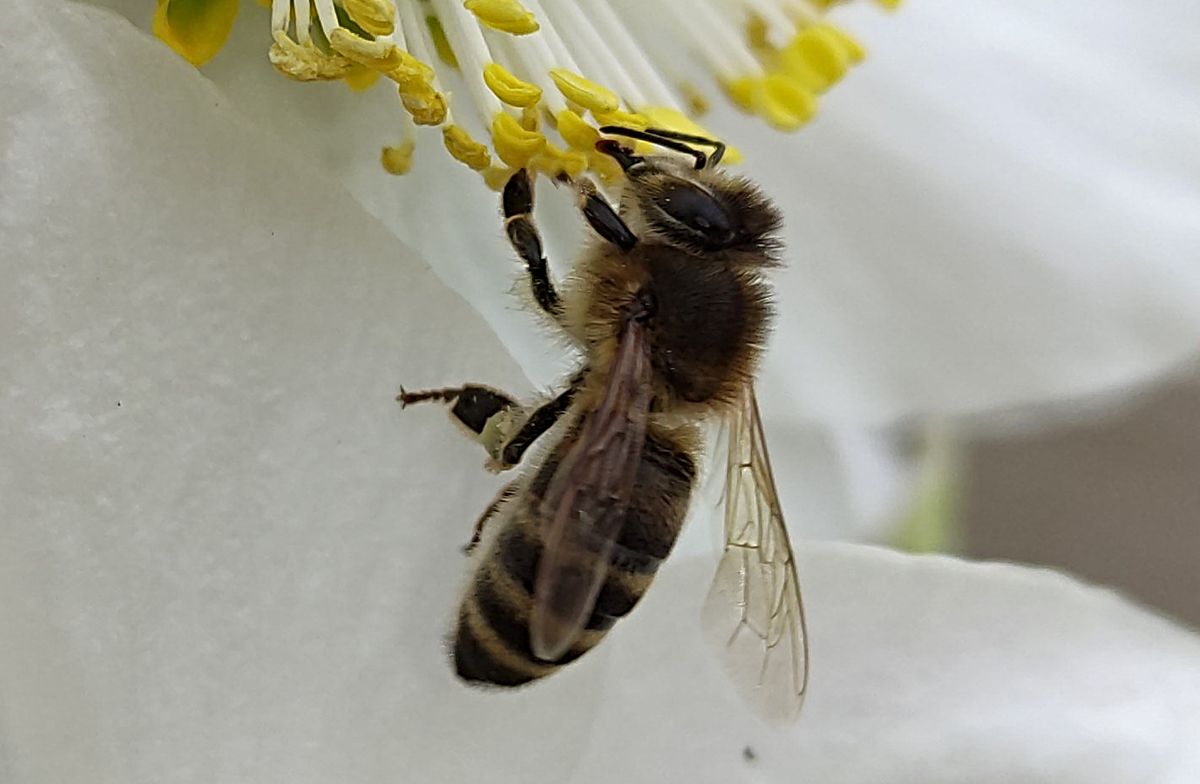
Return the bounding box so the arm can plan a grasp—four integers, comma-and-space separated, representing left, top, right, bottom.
399, 126, 808, 721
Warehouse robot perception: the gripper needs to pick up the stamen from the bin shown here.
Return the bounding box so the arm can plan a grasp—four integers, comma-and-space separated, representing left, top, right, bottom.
239, 0, 898, 182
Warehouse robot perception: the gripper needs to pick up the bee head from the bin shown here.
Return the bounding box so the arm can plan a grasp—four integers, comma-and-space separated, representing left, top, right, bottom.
596, 133, 783, 264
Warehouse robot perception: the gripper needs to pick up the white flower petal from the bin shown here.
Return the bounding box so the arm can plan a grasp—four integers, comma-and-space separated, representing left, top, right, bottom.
1, 3, 600, 781
728, 0, 1200, 424
578, 547, 1200, 782
5, 10, 1199, 778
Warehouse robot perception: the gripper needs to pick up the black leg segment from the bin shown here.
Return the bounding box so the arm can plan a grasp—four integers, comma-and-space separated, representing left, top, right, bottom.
498, 374, 583, 468
502, 169, 561, 318
398, 384, 516, 437
577, 177, 637, 251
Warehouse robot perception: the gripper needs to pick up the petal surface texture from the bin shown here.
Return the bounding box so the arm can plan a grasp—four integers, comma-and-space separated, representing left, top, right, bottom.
579, 549, 1200, 783
1, 2, 596, 781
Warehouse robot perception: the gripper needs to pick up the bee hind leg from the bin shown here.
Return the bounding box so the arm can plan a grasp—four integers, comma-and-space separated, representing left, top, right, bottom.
493, 370, 584, 470
398, 383, 517, 444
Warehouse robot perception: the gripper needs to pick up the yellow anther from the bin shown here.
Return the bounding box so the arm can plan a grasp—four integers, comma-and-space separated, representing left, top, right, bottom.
532, 144, 588, 181
443, 125, 492, 170
875, 0, 902, 9
549, 69, 620, 115
482, 165, 516, 192
387, 51, 436, 87
343, 0, 395, 37
152, 0, 240, 67
492, 112, 547, 167
593, 109, 647, 130
329, 28, 404, 71
782, 27, 849, 91
758, 73, 817, 131
720, 76, 757, 112
381, 141, 416, 175
483, 63, 543, 107
820, 24, 866, 63
344, 65, 382, 91
399, 82, 448, 125
465, 0, 540, 35
555, 109, 600, 152
269, 31, 355, 81
775, 55, 826, 94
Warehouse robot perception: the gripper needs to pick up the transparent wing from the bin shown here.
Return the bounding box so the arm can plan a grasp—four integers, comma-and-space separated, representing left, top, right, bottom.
530, 313, 652, 662
702, 384, 809, 723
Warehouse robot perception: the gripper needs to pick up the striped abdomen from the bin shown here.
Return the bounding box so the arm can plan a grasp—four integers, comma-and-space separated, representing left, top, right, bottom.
453, 421, 697, 686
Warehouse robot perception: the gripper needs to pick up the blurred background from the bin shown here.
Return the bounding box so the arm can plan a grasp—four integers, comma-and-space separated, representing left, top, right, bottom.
961, 369, 1200, 627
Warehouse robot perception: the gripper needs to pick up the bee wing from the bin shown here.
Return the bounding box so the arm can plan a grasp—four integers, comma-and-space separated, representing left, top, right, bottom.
702, 385, 809, 723
530, 314, 653, 662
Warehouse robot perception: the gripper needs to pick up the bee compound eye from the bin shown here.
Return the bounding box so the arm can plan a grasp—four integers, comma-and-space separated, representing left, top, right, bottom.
656, 183, 735, 245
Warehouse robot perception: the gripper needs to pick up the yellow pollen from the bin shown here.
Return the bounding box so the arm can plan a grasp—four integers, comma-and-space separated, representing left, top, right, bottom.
381, 141, 416, 175
443, 125, 493, 170
398, 81, 448, 125
342, 0, 396, 37
549, 69, 620, 115
492, 112, 547, 167
483, 63, 543, 107
269, 31, 355, 81
465, 0, 540, 35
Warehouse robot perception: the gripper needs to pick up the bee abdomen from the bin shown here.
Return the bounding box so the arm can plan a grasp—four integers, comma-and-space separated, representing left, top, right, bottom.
452, 424, 696, 686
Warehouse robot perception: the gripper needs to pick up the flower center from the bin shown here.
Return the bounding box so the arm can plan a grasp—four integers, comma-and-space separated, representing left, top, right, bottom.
157, 0, 898, 186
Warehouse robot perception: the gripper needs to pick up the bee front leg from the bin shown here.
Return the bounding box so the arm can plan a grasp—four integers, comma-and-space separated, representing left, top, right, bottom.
503, 168, 564, 323
575, 175, 637, 251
